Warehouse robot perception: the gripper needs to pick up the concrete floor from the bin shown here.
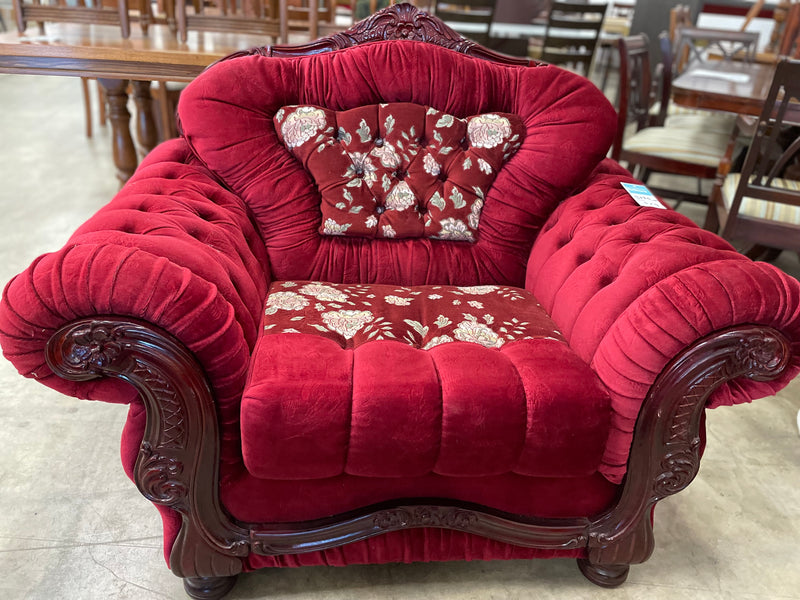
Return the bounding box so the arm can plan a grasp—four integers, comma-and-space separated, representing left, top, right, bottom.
0, 73, 799, 600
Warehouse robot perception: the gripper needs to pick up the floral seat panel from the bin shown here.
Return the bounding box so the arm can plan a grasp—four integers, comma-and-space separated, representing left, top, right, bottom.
241, 280, 612, 481
274, 103, 525, 241
263, 281, 564, 349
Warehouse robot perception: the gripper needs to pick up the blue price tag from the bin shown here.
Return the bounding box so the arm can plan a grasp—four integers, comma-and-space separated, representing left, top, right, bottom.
621, 183, 667, 209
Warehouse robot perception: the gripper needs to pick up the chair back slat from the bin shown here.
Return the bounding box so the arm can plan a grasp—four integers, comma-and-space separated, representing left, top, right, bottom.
13, 0, 131, 37
433, 1, 496, 46
176, 0, 283, 42
540, 1, 606, 75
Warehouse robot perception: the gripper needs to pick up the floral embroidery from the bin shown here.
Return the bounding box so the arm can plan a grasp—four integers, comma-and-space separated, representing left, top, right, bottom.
382, 224, 397, 238
385, 295, 412, 306
467, 114, 513, 149
365, 215, 378, 228
385, 182, 417, 212
436, 217, 474, 242
371, 143, 402, 169
453, 319, 504, 348
457, 285, 498, 295
321, 310, 373, 339
323, 218, 351, 235
299, 283, 348, 302
423, 153, 441, 177
264, 281, 566, 351
423, 335, 453, 350
265, 291, 309, 315
281, 106, 327, 148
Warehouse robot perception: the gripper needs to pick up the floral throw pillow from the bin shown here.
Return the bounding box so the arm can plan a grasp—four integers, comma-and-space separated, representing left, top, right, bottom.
274, 103, 525, 242
263, 281, 564, 350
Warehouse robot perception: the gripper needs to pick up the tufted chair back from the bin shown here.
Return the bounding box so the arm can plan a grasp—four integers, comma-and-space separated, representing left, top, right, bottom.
177, 38, 617, 287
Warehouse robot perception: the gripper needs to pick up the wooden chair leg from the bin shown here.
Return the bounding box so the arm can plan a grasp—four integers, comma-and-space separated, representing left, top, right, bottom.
97, 80, 107, 127
81, 77, 92, 138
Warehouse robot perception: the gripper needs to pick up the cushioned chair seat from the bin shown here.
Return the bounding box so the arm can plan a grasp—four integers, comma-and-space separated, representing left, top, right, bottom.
241, 281, 612, 480
663, 112, 737, 136
722, 173, 800, 224
623, 126, 731, 167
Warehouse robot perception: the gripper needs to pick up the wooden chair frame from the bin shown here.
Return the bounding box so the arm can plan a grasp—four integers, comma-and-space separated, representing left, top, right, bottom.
612, 32, 721, 204
705, 59, 800, 253
539, 1, 606, 75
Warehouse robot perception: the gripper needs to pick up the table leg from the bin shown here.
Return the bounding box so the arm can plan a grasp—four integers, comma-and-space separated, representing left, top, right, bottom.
131, 80, 158, 155
98, 78, 138, 182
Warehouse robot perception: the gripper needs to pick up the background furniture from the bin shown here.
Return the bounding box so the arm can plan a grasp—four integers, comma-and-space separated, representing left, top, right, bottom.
175, 0, 284, 43
531, 1, 606, 75
432, 0, 496, 46
673, 25, 759, 72
0, 23, 270, 180
705, 58, 800, 256
612, 32, 732, 204
2, 5, 800, 600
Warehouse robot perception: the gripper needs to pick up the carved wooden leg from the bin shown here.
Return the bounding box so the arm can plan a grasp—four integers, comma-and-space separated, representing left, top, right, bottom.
577, 558, 629, 588
131, 80, 159, 156
98, 79, 138, 182
183, 575, 238, 600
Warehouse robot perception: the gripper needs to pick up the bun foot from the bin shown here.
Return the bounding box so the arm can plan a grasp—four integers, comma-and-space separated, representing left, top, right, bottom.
183, 575, 238, 599
577, 558, 629, 588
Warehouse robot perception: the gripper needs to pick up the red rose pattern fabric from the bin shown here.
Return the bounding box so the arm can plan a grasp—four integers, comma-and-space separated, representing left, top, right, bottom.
262, 280, 563, 349
274, 103, 524, 241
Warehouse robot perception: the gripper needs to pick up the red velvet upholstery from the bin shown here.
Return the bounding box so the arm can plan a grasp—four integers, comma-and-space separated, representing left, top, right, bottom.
527, 159, 800, 481
243, 281, 611, 480
178, 41, 616, 285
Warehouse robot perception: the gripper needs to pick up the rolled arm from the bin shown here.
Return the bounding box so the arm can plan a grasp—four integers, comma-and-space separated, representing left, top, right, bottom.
0, 139, 270, 412
526, 160, 800, 483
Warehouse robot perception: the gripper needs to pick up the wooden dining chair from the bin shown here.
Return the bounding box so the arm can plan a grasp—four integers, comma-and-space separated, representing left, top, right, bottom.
596, 0, 635, 92
13, 0, 130, 36
705, 59, 800, 257
530, 1, 606, 77
612, 33, 733, 205
433, 0, 497, 46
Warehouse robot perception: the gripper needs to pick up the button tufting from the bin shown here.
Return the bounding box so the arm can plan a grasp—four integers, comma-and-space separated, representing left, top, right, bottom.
395, 170, 407, 180
374, 137, 384, 147
376, 206, 386, 214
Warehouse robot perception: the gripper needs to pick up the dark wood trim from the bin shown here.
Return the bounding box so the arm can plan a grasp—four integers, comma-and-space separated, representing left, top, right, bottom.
46, 318, 791, 590
46, 319, 248, 580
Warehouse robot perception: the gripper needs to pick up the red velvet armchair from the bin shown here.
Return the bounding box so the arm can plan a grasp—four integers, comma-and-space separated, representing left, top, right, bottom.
2, 5, 800, 599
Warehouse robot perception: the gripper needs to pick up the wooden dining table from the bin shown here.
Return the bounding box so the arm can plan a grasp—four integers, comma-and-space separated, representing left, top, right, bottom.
0, 23, 273, 181
671, 60, 777, 116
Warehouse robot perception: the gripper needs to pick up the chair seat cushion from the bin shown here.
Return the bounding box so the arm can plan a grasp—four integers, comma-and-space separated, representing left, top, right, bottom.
624, 126, 730, 167
722, 173, 800, 224
241, 281, 612, 480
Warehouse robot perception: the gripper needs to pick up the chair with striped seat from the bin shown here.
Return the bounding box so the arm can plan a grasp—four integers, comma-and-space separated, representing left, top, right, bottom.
612, 33, 733, 204
705, 59, 800, 257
